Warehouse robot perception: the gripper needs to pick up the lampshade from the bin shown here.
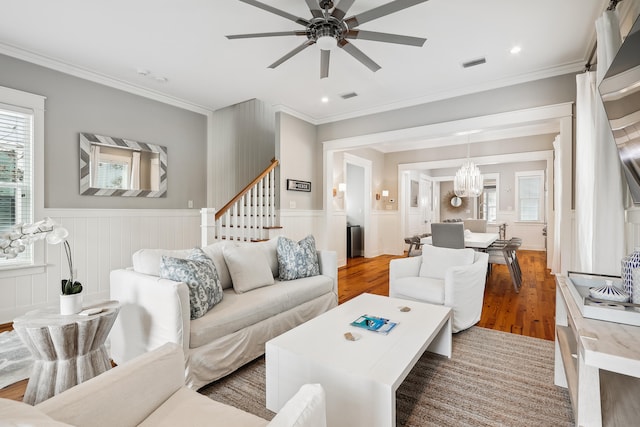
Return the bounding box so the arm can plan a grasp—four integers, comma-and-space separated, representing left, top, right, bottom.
317, 35, 336, 50
382, 190, 389, 197
338, 182, 346, 192
454, 159, 483, 198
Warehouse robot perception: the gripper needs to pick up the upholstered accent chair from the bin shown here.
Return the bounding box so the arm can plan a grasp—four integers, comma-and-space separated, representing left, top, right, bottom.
389, 244, 489, 332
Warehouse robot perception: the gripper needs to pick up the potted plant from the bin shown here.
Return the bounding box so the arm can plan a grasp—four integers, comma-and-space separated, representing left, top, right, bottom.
0, 218, 83, 314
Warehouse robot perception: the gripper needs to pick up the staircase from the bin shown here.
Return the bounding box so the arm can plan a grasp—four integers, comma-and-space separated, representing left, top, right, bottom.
201, 159, 282, 245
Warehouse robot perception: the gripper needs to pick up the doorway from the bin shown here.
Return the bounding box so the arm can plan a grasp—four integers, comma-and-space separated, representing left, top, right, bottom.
344, 153, 372, 258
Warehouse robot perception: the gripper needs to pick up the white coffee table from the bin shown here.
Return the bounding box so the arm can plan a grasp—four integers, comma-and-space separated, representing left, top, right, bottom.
266, 293, 452, 427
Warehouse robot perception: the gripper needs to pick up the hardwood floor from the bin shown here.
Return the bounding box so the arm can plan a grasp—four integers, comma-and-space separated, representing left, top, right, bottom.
338, 249, 556, 341
0, 249, 554, 400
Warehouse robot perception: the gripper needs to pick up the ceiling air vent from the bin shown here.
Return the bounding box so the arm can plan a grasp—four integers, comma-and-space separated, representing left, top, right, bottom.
340, 92, 358, 100
462, 57, 487, 68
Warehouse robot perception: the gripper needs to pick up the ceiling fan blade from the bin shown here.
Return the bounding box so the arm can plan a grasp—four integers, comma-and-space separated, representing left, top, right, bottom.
227, 30, 307, 40
268, 40, 314, 69
239, 0, 310, 26
345, 0, 429, 28
338, 39, 381, 72
346, 29, 426, 46
331, 0, 355, 20
320, 49, 330, 79
305, 0, 324, 18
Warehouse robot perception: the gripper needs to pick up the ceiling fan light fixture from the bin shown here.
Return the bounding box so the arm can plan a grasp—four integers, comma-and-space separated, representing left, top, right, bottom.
316, 35, 336, 50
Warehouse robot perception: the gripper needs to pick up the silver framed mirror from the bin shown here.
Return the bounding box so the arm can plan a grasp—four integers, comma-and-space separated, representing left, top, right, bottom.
79, 133, 167, 197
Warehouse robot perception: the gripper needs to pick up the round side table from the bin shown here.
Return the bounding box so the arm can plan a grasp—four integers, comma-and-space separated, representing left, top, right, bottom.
13, 300, 120, 405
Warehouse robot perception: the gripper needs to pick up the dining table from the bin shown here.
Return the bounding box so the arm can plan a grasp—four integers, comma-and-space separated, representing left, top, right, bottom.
421, 232, 499, 249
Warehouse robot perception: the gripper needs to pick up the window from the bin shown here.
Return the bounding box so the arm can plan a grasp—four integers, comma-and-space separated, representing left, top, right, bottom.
482, 186, 497, 222
516, 171, 544, 222
0, 105, 33, 262
0, 86, 44, 267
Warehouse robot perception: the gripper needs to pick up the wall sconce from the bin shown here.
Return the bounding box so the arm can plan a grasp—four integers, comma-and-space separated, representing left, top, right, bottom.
333, 183, 346, 197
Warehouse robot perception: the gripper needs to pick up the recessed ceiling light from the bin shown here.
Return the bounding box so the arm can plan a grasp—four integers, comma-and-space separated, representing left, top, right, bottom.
510, 46, 522, 54
321, 96, 329, 103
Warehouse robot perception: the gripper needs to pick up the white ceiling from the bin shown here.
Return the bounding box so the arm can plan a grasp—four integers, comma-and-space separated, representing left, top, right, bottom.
0, 0, 610, 126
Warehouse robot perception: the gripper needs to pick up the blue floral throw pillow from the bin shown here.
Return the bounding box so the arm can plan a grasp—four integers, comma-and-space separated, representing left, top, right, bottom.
160, 249, 223, 320
277, 235, 320, 281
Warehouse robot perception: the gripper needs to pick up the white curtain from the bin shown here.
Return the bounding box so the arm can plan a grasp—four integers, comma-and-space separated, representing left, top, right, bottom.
575, 10, 625, 275
90, 144, 100, 187
130, 151, 141, 190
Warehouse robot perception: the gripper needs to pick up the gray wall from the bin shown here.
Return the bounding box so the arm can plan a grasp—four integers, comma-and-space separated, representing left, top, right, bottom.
317, 73, 577, 142
0, 54, 207, 209
211, 99, 275, 210
277, 112, 321, 210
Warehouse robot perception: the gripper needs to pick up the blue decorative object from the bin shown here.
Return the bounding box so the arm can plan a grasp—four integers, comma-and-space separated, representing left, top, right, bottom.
622, 247, 640, 300
160, 249, 223, 319
277, 235, 320, 281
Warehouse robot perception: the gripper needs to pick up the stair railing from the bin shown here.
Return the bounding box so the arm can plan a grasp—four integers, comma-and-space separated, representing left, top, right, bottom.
202, 158, 279, 244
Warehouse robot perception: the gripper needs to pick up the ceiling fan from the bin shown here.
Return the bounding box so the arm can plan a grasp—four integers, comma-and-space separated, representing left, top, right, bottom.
227, 0, 429, 78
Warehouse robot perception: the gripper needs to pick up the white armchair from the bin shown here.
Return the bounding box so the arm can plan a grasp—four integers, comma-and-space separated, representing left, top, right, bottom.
389, 244, 489, 332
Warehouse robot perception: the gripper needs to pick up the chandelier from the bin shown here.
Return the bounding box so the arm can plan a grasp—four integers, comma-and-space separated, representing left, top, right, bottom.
454, 141, 483, 198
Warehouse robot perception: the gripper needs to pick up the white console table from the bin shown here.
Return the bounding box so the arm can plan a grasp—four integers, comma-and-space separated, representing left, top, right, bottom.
555, 276, 640, 426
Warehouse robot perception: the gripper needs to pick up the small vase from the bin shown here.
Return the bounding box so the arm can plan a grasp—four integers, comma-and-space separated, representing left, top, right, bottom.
633, 268, 640, 305
60, 293, 83, 315
622, 247, 640, 300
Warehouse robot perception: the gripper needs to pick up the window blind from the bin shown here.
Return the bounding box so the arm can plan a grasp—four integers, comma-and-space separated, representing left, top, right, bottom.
518, 175, 542, 221
0, 105, 33, 263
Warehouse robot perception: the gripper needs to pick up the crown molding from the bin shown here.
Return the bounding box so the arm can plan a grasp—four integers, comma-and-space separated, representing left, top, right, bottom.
0, 42, 212, 116
310, 61, 584, 125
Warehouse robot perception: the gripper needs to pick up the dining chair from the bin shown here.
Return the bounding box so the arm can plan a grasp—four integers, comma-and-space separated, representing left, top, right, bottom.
487, 237, 522, 292
463, 219, 487, 233
430, 223, 465, 249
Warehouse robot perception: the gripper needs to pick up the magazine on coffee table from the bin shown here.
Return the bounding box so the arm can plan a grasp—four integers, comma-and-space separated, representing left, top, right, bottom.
350, 314, 398, 335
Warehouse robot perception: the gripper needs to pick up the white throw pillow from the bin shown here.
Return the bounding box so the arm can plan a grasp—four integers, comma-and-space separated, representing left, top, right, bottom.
223, 244, 275, 293
132, 248, 191, 276
419, 245, 475, 279
267, 384, 327, 427
201, 241, 236, 290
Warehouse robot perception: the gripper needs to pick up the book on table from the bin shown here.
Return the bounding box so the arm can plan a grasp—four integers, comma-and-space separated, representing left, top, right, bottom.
350, 314, 398, 335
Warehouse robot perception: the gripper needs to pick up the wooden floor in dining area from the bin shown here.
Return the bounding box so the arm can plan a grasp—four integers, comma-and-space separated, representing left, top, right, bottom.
338, 249, 556, 341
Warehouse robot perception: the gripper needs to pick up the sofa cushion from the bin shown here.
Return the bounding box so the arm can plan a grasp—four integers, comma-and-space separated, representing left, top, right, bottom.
188, 248, 224, 306
277, 235, 320, 281
240, 237, 279, 278
201, 241, 236, 290
268, 384, 327, 427
138, 387, 268, 427
190, 275, 334, 348
132, 248, 192, 276
223, 244, 275, 293
0, 399, 74, 427
160, 254, 221, 320
391, 276, 445, 304
419, 245, 475, 280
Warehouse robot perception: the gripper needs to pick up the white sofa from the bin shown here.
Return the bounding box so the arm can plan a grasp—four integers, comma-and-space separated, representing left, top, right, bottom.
389, 244, 488, 332
0, 342, 327, 427
110, 238, 338, 390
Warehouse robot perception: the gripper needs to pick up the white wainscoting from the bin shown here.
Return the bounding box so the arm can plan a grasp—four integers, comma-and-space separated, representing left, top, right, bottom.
279, 210, 401, 267
0, 208, 200, 324
492, 211, 547, 251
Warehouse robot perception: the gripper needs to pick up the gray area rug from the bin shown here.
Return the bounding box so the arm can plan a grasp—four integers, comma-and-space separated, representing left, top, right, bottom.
200, 327, 574, 426
0, 331, 33, 389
